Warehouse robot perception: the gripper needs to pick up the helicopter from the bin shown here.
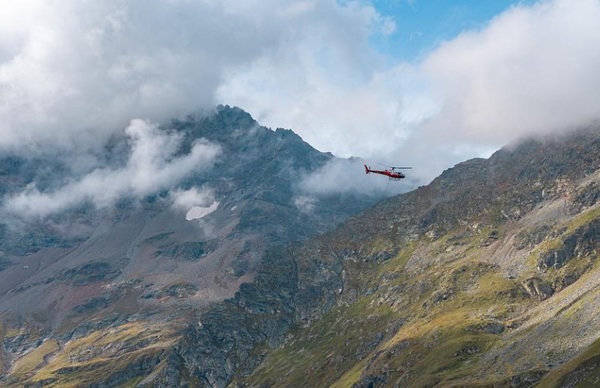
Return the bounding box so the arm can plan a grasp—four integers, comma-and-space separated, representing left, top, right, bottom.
364, 164, 411, 180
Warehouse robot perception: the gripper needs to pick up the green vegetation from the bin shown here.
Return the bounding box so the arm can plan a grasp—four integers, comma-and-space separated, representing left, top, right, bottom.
538, 337, 600, 387
238, 189, 600, 387
10, 321, 179, 388
239, 228, 534, 387
238, 298, 396, 387
10, 340, 59, 377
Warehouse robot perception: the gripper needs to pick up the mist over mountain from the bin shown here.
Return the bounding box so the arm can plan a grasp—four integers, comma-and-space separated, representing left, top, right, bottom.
0, 106, 386, 386
3, 1, 600, 386
2, 107, 600, 387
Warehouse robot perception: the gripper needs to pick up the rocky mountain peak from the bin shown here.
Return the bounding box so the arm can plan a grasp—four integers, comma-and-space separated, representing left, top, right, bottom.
3, 119, 600, 387
0, 107, 382, 386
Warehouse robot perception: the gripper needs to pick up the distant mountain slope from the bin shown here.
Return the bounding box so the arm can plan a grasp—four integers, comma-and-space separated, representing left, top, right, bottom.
0, 106, 381, 387
232, 126, 600, 387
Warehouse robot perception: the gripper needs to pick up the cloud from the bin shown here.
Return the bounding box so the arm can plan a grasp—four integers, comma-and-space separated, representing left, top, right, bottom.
2, 0, 408, 211
219, 0, 600, 185
419, 0, 600, 145
0, 0, 328, 151
170, 187, 216, 211
293, 195, 317, 213
3, 119, 221, 218
216, 1, 404, 159
170, 186, 220, 221
298, 157, 412, 196
3, 0, 600, 198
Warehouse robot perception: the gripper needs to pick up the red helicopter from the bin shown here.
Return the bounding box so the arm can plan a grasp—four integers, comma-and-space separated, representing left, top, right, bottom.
364, 164, 411, 180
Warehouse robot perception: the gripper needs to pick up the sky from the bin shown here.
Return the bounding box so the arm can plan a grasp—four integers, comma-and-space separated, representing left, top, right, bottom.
2, 0, 600, 217
370, 0, 536, 60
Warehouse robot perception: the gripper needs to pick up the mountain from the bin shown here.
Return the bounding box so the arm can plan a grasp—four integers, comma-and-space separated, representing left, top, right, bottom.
230, 127, 600, 387
0, 106, 382, 387
2, 113, 600, 387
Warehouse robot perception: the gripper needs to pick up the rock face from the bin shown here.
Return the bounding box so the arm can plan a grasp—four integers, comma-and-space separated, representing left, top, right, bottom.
0, 106, 380, 387
3, 120, 600, 387
224, 127, 600, 387
538, 218, 600, 270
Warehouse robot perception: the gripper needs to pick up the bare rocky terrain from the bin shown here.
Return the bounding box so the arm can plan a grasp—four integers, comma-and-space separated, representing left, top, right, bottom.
232, 127, 600, 387
2, 114, 600, 387
0, 106, 380, 387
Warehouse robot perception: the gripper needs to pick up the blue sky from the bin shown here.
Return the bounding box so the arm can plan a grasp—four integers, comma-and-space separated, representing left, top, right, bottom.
370, 0, 535, 61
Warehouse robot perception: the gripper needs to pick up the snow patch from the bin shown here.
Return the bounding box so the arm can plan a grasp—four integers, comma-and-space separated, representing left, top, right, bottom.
186, 201, 219, 221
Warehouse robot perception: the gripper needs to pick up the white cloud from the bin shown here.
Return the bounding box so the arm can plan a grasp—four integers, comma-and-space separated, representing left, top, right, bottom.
3, 0, 600, 198
219, 0, 600, 185
298, 158, 410, 196
4, 119, 221, 218
419, 0, 600, 145
171, 187, 216, 211
171, 186, 220, 221
0, 0, 313, 151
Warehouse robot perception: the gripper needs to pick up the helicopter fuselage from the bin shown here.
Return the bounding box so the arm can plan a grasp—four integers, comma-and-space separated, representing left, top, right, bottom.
364, 165, 405, 180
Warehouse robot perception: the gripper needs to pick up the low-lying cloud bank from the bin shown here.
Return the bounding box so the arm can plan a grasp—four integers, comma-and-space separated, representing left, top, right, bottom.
3, 119, 221, 219
298, 158, 414, 197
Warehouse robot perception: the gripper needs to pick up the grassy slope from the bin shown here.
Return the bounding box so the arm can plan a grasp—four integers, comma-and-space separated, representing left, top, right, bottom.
238, 197, 600, 387
4, 321, 179, 387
